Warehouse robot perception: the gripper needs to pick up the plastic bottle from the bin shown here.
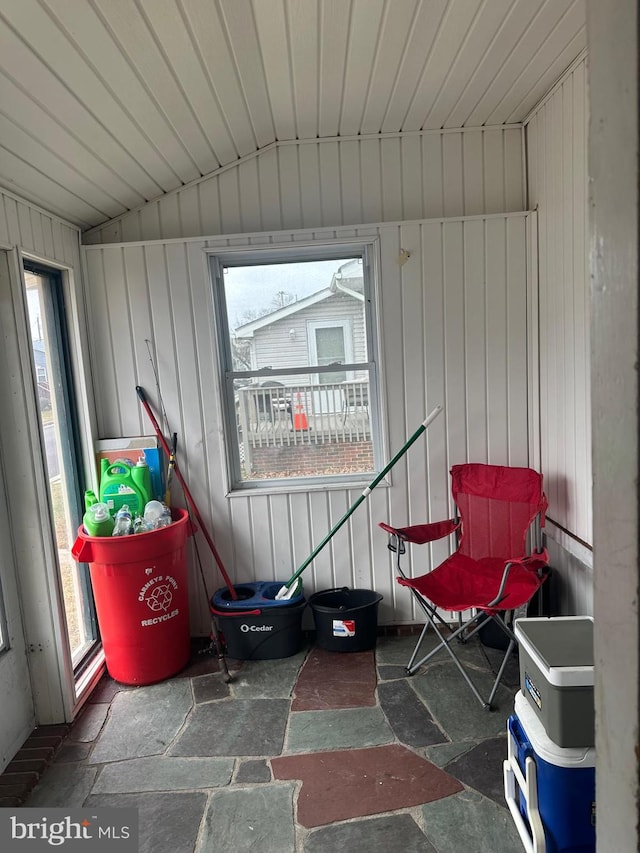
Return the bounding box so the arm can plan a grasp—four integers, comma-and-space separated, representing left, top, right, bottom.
83, 502, 115, 537
133, 456, 153, 503
133, 514, 150, 534
100, 459, 152, 516
112, 505, 133, 537
84, 489, 98, 511
143, 500, 173, 530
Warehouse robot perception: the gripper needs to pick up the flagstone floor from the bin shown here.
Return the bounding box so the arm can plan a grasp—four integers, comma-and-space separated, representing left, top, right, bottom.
23, 632, 525, 852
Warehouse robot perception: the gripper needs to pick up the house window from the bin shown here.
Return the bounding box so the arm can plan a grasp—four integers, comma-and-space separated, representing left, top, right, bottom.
210, 244, 381, 489
307, 319, 353, 384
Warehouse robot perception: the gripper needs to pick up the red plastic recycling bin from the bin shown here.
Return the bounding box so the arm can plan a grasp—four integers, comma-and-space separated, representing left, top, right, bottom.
71, 508, 192, 685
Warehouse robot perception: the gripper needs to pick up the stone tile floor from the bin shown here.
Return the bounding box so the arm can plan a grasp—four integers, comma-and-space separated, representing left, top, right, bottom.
23, 632, 525, 852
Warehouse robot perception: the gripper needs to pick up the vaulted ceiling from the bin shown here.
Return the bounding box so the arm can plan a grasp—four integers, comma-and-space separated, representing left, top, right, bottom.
0, 0, 586, 231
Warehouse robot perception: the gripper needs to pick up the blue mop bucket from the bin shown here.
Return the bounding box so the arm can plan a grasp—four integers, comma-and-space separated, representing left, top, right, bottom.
210, 581, 306, 660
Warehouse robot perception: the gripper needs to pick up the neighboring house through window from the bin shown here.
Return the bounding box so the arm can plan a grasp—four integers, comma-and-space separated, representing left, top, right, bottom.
209, 244, 381, 489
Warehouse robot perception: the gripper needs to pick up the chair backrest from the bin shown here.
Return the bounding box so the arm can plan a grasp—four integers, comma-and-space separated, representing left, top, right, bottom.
451, 463, 547, 561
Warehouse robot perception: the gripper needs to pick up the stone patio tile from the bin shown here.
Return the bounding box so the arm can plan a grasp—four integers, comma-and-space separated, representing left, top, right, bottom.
89, 680, 193, 763
53, 743, 92, 764
169, 699, 290, 756
273, 744, 463, 828
92, 756, 234, 793
375, 634, 426, 666
235, 759, 272, 783
191, 673, 231, 703
444, 735, 508, 806
292, 648, 377, 710
69, 703, 110, 742
421, 789, 522, 853
286, 707, 393, 753
229, 650, 308, 699
86, 791, 207, 853
377, 680, 447, 747
424, 741, 475, 768
304, 814, 436, 853
377, 664, 409, 681
409, 661, 514, 742
87, 675, 130, 704
25, 764, 97, 807
197, 782, 296, 853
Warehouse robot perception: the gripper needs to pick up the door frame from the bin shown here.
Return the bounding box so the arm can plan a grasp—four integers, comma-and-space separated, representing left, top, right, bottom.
0, 247, 35, 771
0, 246, 103, 728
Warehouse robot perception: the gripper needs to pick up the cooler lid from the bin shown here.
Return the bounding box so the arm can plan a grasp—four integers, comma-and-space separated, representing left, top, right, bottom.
513, 691, 596, 767
515, 616, 594, 686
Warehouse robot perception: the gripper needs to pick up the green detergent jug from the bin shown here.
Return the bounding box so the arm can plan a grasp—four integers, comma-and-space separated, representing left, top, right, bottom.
99, 458, 152, 516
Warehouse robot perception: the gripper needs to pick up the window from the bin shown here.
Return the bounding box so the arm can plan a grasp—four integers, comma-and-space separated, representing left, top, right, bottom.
210, 244, 381, 488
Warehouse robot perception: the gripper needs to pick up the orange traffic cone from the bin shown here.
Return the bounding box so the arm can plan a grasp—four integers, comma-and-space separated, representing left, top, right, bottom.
293, 392, 309, 430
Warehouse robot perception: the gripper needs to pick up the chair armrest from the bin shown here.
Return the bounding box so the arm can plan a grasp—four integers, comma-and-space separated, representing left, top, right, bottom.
378, 519, 459, 545
485, 550, 550, 608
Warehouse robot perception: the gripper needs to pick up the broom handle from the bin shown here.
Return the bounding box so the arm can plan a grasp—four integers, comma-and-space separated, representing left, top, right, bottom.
136, 386, 237, 599
281, 405, 443, 592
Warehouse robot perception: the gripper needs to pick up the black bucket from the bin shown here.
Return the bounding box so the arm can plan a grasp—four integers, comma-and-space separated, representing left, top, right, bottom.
308, 587, 383, 652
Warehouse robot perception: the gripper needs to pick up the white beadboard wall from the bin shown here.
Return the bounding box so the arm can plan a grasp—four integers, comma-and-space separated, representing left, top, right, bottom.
83, 212, 530, 632
0, 187, 84, 722
0, 187, 82, 266
83, 128, 525, 245
525, 54, 592, 614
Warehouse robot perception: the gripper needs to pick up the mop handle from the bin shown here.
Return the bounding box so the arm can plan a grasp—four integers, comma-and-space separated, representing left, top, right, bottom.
281, 405, 443, 592
136, 386, 237, 599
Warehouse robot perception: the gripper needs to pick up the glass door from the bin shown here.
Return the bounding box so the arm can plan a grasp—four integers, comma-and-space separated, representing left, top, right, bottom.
23, 264, 98, 671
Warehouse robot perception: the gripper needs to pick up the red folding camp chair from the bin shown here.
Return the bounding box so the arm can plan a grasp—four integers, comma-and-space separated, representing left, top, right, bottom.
379, 463, 549, 710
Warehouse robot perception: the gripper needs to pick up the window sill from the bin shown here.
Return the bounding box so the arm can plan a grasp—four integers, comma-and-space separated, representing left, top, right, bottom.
226, 476, 390, 498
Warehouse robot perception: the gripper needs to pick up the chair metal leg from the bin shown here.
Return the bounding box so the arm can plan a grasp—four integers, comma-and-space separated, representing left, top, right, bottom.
406, 608, 517, 710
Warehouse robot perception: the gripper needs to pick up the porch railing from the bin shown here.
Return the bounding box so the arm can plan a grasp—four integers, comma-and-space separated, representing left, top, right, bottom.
236, 379, 371, 449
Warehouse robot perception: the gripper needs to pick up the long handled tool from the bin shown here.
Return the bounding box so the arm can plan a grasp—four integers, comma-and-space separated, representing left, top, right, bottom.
276, 404, 444, 599
136, 385, 237, 599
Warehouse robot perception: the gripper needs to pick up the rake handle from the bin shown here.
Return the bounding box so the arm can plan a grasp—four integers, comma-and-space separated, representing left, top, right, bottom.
136, 386, 237, 599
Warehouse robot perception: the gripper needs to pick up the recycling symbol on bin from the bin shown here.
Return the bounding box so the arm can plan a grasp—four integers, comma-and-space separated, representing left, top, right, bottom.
145, 584, 173, 612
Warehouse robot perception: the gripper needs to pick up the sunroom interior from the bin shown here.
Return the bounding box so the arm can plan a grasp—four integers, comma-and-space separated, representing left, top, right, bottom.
0, 0, 636, 848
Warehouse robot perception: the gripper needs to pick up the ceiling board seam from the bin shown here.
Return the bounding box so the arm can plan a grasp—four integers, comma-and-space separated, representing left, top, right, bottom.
0, 64, 148, 209
377, 0, 424, 131
522, 46, 587, 126
505, 28, 586, 124
134, 0, 220, 170
0, 106, 129, 216
335, 0, 356, 138
485, 0, 584, 124
396, 0, 452, 131
357, 0, 391, 136
0, 141, 106, 221
441, 0, 521, 129
423, 0, 488, 129
86, 0, 201, 182
456, 0, 552, 127
215, 0, 263, 152
22, 0, 175, 194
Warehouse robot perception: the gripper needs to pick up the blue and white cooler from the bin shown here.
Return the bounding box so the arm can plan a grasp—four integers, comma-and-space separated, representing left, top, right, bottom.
504, 691, 595, 852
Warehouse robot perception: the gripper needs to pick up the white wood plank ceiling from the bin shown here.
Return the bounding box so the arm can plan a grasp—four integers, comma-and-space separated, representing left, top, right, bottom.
0, 0, 585, 231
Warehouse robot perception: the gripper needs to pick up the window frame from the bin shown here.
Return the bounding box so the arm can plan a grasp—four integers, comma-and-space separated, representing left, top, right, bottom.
209, 241, 383, 492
